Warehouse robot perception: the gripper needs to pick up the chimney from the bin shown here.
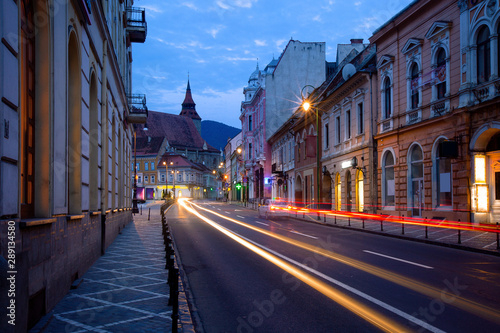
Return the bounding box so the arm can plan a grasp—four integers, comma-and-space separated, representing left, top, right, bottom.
351, 39, 363, 44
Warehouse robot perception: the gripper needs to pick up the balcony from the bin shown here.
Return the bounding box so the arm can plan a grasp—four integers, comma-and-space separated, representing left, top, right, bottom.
127, 94, 148, 124
126, 7, 147, 43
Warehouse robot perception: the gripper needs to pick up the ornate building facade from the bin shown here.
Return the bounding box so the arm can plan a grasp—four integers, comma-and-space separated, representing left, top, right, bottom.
0, 0, 147, 329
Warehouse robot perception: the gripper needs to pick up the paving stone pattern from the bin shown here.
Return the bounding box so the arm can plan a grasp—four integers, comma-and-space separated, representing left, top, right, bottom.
31, 202, 172, 333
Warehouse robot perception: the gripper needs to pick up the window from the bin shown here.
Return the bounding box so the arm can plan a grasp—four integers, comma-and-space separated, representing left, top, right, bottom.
297, 139, 301, 160
289, 142, 292, 161
335, 173, 342, 211
345, 110, 351, 139
20, 0, 35, 217
477, 26, 490, 83
435, 140, 452, 208
178, 173, 182, 182
356, 102, 364, 134
335, 116, 341, 144
144, 175, 149, 183
384, 78, 392, 119
151, 175, 155, 183
249, 115, 253, 131
356, 170, 364, 212
161, 174, 165, 182
436, 48, 446, 99
383, 152, 395, 207
138, 175, 142, 183
151, 162, 155, 170
409, 145, 424, 216
410, 63, 419, 109
145, 162, 149, 171
324, 123, 329, 149
249, 143, 252, 159
136, 163, 140, 171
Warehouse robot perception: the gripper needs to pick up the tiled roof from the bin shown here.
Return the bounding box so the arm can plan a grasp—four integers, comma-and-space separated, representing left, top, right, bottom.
135, 136, 164, 155
135, 111, 218, 152
158, 153, 212, 171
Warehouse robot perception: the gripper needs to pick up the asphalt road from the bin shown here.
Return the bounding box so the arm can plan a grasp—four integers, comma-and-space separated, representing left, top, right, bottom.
166, 199, 500, 333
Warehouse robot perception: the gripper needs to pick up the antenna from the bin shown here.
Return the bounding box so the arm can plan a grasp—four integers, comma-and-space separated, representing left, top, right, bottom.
342, 63, 356, 81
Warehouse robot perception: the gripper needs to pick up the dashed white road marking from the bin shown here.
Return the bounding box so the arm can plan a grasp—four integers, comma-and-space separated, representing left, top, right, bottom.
363, 250, 433, 269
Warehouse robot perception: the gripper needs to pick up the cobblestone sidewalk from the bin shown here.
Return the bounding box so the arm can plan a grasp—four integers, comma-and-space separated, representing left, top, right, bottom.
31, 202, 172, 333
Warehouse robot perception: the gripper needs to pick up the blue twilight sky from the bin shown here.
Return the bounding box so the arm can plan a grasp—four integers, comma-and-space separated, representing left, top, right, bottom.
132, 0, 414, 128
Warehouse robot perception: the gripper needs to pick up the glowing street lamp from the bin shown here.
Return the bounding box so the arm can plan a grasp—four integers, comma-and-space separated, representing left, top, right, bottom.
301, 85, 321, 220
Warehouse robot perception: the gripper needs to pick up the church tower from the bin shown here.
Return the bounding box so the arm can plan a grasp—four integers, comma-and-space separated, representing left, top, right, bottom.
179, 79, 202, 133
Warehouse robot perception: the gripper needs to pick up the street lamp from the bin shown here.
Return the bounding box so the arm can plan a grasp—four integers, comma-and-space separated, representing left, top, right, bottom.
301, 85, 321, 219
162, 161, 168, 199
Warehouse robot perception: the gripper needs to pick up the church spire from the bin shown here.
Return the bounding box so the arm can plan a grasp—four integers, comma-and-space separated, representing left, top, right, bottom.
180, 78, 202, 133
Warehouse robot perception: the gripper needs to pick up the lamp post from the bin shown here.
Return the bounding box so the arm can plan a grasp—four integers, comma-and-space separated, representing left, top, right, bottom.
132, 123, 147, 213
302, 85, 321, 219
162, 161, 167, 199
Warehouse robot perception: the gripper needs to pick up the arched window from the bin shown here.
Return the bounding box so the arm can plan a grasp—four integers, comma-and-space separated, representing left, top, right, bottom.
477, 26, 490, 83
436, 48, 447, 99
335, 173, 342, 211
384, 78, 392, 119
410, 63, 419, 109
356, 169, 364, 212
383, 151, 395, 207
346, 171, 352, 212
409, 145, 424, 216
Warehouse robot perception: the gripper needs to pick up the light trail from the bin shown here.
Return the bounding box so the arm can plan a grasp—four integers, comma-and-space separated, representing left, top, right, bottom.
178, 199, 407, 332
187, 200, 500, 325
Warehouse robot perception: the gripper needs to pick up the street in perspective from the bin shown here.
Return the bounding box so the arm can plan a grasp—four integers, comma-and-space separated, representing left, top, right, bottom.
2, 0, 500, 332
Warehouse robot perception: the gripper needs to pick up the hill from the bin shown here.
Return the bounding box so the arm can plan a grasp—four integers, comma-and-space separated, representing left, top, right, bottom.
201, 120, 240, 151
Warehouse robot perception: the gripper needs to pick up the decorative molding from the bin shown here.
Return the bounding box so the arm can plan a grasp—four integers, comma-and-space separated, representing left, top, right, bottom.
377, 54, 395, 69
401, 38, 424, 54
425, 21, 453, 40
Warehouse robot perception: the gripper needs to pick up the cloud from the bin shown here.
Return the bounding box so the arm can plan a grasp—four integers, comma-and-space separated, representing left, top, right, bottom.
312, 15, 322, 22
233, 0, 258, 8
254, 39, 267, 46
216, 1, 231, 10
223, 56, 258, 62
207, 25, 225, 38
141, 5, 164, 14
216, 0, 258, 11
181, 2, 199, 10
275, 39, 288, 51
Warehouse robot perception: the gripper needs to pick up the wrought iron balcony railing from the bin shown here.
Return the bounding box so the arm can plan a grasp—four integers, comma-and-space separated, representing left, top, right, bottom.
126, 7, 147, 43
127, 94, 148, 124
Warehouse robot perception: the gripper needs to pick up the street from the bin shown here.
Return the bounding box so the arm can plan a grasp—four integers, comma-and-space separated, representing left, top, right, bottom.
166, 199, 500, 333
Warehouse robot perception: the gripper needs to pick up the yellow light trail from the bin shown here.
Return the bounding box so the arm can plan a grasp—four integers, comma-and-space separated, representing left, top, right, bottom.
178, 199, 406, 332
188, 200, 500, 325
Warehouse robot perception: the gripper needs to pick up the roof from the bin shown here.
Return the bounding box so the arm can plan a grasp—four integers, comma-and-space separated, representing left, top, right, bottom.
158, 153, 212, 172
180, 79, 201, 120
135, 136, 165, 156
372, 0, 420, 36
135, 111, 218, 152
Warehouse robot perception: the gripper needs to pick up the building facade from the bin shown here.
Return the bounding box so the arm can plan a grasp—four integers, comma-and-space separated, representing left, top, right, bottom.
240, 61, 276, 203
0, 0, 147, 330
369, 0, 500, 224
319, 44, 377, 213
